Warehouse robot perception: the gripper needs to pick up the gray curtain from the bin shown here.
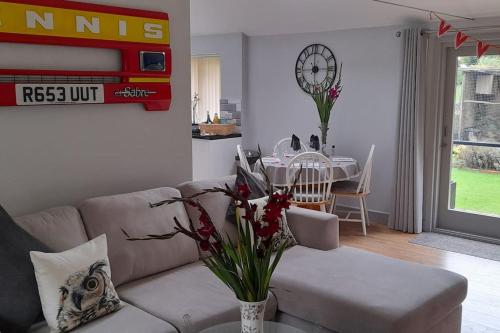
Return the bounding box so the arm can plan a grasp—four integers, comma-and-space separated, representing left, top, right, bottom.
390, 28, 425, 233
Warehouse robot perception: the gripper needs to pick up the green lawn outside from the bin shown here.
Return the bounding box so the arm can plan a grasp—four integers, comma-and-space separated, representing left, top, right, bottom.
451, 168, 500, 216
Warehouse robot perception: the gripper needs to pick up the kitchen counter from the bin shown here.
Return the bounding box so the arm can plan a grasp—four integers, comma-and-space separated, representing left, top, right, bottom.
192, 133, 242, 140
192, 134, 242, 180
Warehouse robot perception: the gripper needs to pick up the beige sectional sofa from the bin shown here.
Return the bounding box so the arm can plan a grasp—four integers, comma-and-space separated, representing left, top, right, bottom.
15, 175, 467, 333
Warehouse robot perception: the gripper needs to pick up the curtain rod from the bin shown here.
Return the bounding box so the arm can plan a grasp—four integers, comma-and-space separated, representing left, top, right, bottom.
371, 0, 475, 21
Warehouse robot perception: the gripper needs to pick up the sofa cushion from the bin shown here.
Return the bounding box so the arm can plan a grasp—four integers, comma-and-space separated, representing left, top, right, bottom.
29, 301, 177, 333
177, 175, 236, 232
15, 206, 88, 252
226, 167, 267, 223
79, 188, 199, 287
0, 205, 51, 333
30, 234, 122, 333
117, 261, 278, 333
271, 246, 467, 333
177, 176, 238, 255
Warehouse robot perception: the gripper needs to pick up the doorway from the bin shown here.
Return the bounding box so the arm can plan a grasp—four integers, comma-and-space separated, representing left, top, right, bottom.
437, 46, 500, 241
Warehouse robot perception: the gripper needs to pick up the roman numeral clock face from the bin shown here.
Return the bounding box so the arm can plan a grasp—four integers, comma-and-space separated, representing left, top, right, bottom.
295, 44, 337, 95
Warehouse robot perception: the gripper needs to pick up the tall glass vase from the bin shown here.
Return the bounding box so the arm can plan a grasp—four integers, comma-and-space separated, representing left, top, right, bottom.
319, 122, 330, 157
239, 298, 267, 333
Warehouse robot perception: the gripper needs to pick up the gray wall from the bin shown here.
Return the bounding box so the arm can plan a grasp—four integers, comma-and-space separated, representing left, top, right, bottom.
0, 0, 192, 216
243, 26, 404, 216
191, 33, 245, 105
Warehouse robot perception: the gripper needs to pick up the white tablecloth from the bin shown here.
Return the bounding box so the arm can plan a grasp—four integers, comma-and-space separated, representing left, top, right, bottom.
255, 156, 361, 186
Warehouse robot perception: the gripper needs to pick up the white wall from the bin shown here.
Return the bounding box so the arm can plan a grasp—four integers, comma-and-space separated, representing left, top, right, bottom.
191, 33, 246, 105
243, 26, 404, 216
0, 0, 192, 216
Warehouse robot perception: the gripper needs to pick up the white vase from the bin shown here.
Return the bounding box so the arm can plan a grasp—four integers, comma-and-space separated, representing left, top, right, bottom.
239, 298, 267, 333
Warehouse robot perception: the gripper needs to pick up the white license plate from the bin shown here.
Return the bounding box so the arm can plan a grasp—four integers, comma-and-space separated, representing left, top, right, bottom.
15, 84, 104, 105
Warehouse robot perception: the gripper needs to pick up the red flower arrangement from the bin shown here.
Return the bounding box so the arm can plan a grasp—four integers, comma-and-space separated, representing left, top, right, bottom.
123, 152, 300, 302
312, 64, 343, 150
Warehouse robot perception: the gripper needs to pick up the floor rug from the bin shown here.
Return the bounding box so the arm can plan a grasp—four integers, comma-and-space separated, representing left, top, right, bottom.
410, 232, 500, 262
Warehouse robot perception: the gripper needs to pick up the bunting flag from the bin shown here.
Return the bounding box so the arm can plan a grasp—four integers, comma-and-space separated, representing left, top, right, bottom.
435, 14, 497, 59
455, 31, 469, 49
476, 41, 490, 59
437, 20, 451, 38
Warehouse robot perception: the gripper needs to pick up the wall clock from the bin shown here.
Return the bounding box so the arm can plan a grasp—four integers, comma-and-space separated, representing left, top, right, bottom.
295, 44, 337, 95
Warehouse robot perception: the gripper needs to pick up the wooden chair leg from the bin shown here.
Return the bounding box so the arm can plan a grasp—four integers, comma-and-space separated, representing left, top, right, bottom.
320, 203, 326, 213
328, 194, 337, 214
362, 197, 370, 226
359, 197, 367, 236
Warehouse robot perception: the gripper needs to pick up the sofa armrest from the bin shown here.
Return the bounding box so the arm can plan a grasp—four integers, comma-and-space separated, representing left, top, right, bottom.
286, 206, 339, 250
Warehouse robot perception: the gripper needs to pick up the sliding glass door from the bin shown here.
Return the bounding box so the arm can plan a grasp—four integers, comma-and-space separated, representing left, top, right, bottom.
437, 45, 500, 241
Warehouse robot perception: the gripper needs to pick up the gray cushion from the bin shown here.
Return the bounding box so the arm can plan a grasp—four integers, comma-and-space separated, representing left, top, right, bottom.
0, 205, 50, 333
271, 245, 467, 333
79, 187, 199, 287
177, 176, 238, 256
286, 206, 339, 250
15, 206, 88, 252
29, 301, 177, 333
118, 261, 278, 333
226, 167, 267, 223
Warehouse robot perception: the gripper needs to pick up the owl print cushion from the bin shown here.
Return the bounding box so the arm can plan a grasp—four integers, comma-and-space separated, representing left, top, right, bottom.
30, 234, 122, 332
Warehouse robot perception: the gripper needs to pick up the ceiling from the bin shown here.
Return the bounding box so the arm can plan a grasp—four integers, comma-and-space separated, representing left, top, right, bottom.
190, 0, 500, 36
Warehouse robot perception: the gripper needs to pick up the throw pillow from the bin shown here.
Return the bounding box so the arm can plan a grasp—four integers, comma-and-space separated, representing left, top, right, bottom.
226, 166, 267, 223
0, 205, 51, 333
237, 196, 297, 251
30, 234, 122, 333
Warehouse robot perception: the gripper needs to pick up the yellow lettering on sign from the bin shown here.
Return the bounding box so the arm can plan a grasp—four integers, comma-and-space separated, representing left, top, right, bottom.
0, 1, 169, 44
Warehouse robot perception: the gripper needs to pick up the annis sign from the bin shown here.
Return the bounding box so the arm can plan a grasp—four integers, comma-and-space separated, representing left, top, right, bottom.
0, 0, 172, 111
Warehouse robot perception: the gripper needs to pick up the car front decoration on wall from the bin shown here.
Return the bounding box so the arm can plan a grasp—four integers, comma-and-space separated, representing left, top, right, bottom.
0, 0, 172, 111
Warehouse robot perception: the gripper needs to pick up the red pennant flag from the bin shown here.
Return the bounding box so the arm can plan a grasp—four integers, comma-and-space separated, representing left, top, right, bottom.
455, 32, 469, 49
438, 20, 451, 38
477, 41, 490, 58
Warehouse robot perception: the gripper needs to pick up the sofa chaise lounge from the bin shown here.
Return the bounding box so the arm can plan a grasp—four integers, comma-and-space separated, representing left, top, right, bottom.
14, 175, 467, 333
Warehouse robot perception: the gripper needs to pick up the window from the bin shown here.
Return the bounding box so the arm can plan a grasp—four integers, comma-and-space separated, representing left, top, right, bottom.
191, 56, 221, 123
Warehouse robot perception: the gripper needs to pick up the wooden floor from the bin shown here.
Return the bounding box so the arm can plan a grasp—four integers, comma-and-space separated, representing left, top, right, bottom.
339, 223, 500, 333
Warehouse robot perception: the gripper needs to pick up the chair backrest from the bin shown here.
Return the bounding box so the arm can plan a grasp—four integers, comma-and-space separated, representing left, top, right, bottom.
237, 144, 252, 173
286, 152, 334, 204
356, 145, 375, 194
273, 137, 308, 158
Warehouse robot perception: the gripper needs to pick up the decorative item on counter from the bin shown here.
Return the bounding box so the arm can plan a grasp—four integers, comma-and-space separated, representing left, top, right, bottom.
192, 93, 200, 124
309, 135, 320, 151
331, 145, 336, 156
213, 113, 221, 124
205, 111, 212, 124
123, 149, 301, 333
291, 134, 302, 151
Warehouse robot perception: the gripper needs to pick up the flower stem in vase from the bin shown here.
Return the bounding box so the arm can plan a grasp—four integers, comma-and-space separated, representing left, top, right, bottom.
319, 123, 330, 157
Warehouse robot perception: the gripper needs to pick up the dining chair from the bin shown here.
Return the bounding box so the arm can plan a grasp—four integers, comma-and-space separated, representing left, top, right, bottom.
237, 144, 253, 173
329, 145, 375, 236
273, 137, 309, 159
286, 152, 334, 212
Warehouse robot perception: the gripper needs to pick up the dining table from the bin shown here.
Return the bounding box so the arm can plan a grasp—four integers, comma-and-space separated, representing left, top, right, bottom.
255, 155, 361, 187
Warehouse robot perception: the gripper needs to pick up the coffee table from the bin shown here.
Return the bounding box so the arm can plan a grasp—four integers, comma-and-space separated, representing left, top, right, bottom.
199, 321, 307, 333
